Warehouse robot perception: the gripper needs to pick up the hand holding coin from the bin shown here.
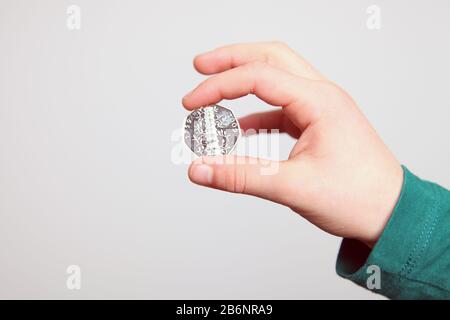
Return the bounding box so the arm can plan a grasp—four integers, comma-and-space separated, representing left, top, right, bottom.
182, 42, 403, 248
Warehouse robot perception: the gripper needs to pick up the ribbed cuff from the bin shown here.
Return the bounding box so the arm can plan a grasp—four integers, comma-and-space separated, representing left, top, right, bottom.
335, 165, 445, 299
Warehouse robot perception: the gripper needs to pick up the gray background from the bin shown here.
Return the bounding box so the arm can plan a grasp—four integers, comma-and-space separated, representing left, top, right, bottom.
0, 0, 449, 299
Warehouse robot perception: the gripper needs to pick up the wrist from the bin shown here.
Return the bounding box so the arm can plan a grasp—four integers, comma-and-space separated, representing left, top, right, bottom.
360, 163, 404, 248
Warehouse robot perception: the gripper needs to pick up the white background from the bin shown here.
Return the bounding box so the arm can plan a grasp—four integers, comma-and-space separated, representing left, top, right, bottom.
0, 0, 449, 299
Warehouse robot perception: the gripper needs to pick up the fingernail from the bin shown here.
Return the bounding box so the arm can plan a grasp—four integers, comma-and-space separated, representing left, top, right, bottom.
194, 53, 204, 60
190, 164, 213, 185
195, 51, 210, 59
182, 92, 192, 102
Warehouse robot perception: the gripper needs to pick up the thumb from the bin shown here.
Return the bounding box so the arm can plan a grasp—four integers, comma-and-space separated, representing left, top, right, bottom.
188, 155, 288, 203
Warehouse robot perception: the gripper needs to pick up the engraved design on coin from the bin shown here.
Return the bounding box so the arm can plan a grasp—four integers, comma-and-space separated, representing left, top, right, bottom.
184, 105, 240, 157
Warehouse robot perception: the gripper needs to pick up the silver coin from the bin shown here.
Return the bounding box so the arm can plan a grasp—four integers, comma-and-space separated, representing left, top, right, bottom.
184, 105, 240, 157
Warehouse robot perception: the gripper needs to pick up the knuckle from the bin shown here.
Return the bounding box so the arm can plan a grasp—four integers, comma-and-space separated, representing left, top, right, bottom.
317, 82, 354, 108
224, 165, 246, 194
320, 82, 341, 99
269, 41, 289, 51
263, 41, 290, 65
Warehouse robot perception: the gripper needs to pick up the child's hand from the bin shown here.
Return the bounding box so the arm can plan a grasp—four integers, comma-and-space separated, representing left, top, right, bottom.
182, 42, 403, 248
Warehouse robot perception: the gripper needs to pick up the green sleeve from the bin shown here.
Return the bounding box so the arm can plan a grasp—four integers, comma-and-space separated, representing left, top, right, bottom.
336, 165, 450, 299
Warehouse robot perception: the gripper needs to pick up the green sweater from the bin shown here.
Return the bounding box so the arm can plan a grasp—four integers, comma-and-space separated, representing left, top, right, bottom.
336, 166, 450, 299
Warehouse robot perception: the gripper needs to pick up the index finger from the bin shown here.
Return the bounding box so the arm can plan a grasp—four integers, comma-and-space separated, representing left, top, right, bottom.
194, 42, 325, 81
182, 61, 324, 131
